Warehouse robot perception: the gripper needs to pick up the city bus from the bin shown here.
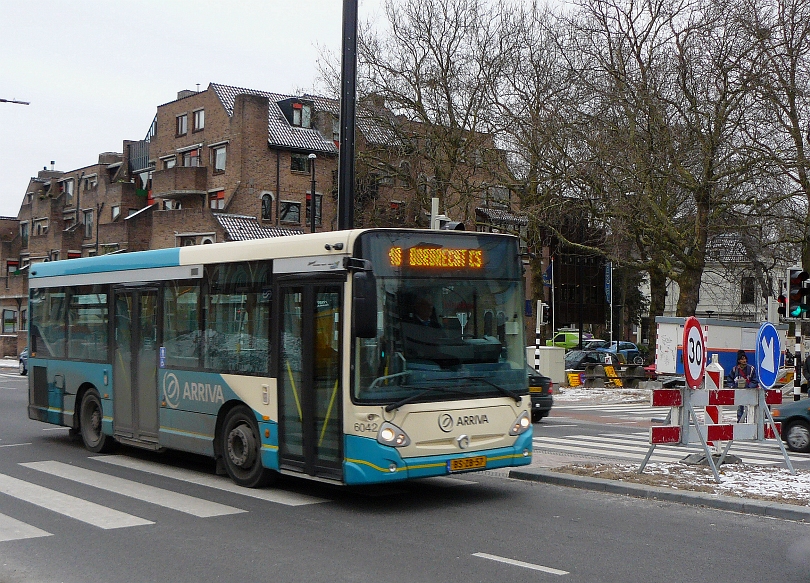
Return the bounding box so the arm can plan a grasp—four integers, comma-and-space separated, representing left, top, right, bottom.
27, 229, 532, 487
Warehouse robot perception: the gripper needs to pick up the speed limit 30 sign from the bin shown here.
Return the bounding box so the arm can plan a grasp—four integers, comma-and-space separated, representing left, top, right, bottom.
682, 316, 705, 389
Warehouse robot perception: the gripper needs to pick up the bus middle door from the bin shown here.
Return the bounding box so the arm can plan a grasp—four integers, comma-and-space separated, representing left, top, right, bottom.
276, 278, 343, 481
113, 286, 159, 446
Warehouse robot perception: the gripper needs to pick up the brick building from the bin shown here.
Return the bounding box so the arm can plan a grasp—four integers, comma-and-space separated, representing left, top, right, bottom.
0, 82, 529, 357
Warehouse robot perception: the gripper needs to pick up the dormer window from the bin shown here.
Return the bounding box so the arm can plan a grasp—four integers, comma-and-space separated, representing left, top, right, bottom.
292, 103, 311, 128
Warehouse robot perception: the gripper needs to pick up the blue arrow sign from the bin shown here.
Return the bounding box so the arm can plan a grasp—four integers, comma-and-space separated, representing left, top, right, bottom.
756, 322, 781, 390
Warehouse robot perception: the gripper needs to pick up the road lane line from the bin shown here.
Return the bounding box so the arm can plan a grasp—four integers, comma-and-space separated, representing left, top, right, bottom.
473, 552, 569, 575
0, 512, 52, 542
92, 456, 328, 506
22, 461, 245, 518
0, 443, 32, 448
0, 473, 152, 529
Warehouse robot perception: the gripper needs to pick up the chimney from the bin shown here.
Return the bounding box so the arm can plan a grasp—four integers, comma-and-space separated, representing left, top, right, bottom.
177, 90, 196, 100
50, 161, 55, 170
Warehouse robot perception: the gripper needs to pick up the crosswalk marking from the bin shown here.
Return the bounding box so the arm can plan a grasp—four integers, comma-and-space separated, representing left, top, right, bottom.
91, 456, 328, 506
533, 432, 803, 466
21, 461, 245, 518
0, 473, 153, 529
0, 512, 51, 542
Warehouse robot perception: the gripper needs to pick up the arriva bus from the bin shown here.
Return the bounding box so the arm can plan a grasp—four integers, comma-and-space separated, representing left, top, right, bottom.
27, 229, 532, 487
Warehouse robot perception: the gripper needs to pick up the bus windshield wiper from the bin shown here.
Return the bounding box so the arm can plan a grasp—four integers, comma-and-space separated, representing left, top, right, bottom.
384, 386, 469, 412
464, 376, 522, 403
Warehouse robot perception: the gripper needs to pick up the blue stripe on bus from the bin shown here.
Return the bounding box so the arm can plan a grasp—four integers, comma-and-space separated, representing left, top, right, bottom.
343, 430, 533, 485
29, 247, 181, 278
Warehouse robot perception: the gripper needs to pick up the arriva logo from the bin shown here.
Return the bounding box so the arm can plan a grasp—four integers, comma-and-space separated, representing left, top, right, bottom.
163, 373, 225, 409
163, 373, 180, 409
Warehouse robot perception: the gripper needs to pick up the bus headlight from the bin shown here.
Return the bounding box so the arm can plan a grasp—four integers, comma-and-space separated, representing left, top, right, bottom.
509, 411, 531, 436
377, 422, 411, 447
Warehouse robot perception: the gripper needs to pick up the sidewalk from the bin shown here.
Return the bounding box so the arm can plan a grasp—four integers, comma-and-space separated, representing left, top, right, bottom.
0, 358, 19, 369
511, 450, 810, 521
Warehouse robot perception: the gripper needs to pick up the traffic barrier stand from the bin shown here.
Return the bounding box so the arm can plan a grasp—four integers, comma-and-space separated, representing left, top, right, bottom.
639, 386, 794, 483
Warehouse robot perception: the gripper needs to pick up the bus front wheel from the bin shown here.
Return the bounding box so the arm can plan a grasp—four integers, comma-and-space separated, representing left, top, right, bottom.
220, 407, 274, 488
79, 388, 116, 453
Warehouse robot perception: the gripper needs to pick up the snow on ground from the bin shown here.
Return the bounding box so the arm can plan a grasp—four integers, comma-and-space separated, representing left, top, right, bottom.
554, 385, 650, 404
557, 462, 810, 506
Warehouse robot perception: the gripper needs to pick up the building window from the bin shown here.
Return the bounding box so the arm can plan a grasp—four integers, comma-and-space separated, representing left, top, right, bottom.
331, 117, 340, 141
280, 201, 301, 224
209, 190, 225, 210
163, 200, 182, 210
84, 175, 98, 190
60, 179, 74, 204
290, 154, 310, 173
292, 103, 311, 128
487, 186, 510, 210
741, 276, 756, 305
212, 145, 227, 173
19, 309, 27, 332
193, 109, 205, 132
261, 193, 273, 221
111, 205, 121, 221
50, 251, 59, 261
83, 210, 93, 239
20, 222, 29, 248
33, 219, 49, 236
25, 192, 33, 205
176, 114, 188, 136
181, 236, 196, 246
163, 157, 176, 169
3, 310, 16, 334
182, 149, 200, 167
6, 260, 18, 275
306, 193, 322, 226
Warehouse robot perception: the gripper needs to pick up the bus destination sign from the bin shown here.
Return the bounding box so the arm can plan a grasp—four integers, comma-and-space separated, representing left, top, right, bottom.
388, 246, 484, 270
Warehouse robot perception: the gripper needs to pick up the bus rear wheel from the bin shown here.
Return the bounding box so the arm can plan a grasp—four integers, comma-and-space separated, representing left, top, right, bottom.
220, 407, 274, 488
80, 388, 116, 453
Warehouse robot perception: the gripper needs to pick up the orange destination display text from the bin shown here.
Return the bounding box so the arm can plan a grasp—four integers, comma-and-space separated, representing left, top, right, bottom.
388, 247, 483, 269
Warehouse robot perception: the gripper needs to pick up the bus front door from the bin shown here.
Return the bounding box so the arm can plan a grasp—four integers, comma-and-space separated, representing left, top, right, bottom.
277, 281, 343, 481
113, 287, 159, 446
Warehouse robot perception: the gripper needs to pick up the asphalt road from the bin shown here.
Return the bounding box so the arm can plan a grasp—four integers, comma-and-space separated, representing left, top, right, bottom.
2, 372, 810, 583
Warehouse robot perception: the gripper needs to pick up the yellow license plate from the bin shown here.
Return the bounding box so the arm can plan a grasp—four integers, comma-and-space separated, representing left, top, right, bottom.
448, 456, 486, 473
529, 386, 544, 393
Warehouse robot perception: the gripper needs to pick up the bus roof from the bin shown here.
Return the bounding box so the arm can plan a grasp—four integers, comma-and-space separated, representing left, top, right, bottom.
28, 228, 518, 283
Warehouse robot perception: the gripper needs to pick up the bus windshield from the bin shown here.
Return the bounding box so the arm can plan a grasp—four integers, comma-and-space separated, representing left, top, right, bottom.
353, 231, 527, 405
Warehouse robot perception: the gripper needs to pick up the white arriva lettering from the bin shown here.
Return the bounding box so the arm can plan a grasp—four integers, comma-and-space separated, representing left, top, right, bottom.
181, 382, 225, 404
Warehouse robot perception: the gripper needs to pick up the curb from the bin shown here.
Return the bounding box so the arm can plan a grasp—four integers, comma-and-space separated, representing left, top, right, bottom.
509, 468, 810, 522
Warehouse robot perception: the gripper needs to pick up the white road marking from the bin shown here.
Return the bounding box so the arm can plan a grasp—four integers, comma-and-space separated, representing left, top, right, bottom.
22, 461, 245, 518
473, 552, 569, 575
0, 473, 152, 529
0, 443, 32, 448
0, 512, 52, 542
92, 456, 328, 506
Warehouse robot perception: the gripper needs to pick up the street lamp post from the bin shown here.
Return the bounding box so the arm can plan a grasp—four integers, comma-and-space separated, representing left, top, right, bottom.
309, 153, 317, 234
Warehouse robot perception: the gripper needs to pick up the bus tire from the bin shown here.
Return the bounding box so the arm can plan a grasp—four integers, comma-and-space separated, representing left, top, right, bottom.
220, 407, 274, 488
79, 388, 116, 453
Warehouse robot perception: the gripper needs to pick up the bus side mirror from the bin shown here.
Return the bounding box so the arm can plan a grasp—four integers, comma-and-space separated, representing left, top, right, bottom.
353, 271, 377, 339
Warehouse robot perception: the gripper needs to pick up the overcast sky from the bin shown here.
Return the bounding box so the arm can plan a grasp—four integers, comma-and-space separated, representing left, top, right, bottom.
0, 0, 386, 218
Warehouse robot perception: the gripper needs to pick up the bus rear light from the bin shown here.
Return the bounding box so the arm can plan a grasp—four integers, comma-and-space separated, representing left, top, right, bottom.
509, 411, 531, 436
377, 422, 410, 447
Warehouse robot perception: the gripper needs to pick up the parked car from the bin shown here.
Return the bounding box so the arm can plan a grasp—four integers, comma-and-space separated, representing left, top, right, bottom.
595, 341, 643, 365
564, 349, 624, 371
19, 347, 28, 376
527, 365, 553, 423
546, 330, 594, 350
581, 339, 609, 350
771, 399, 810, 453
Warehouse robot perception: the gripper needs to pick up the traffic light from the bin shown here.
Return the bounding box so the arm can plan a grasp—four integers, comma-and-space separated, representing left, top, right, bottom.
777, 293, 787, 318
536, 301, 551, 325
787, 268, 810, 319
